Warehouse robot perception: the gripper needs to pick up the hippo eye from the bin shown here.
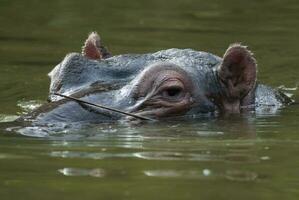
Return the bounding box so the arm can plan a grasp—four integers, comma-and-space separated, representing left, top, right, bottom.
161, 86, 184, 100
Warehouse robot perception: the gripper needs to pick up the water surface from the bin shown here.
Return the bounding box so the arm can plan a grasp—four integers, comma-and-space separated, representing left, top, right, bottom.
0, 0, 299, 199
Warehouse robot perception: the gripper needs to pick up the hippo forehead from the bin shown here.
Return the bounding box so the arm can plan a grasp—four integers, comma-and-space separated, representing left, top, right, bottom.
49, 48, 221, 100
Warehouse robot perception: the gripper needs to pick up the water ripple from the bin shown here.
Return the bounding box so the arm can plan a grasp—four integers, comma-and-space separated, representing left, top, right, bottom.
58, 168, 105, 178
0, 114, 19, 123
50, 151, 134, 159
49, 149, 261, 164
143, 169, 258, 182
0, 153, 33, 159
17, 100, 43, 114
143, 169, 212, 179
224, 170, 258, 182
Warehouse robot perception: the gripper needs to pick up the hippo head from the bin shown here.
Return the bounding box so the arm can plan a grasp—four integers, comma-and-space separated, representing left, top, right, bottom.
30, 32, 258, 124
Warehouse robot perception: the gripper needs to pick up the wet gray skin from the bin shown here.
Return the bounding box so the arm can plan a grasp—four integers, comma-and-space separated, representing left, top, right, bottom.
21, 33, 292, 125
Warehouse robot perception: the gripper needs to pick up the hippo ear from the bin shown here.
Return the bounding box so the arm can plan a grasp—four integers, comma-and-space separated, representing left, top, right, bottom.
82, 32, 111, 60
217, 44, 257, 112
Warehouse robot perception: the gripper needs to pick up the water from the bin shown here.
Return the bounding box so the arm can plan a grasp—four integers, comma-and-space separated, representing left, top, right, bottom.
1, 0, 299, 199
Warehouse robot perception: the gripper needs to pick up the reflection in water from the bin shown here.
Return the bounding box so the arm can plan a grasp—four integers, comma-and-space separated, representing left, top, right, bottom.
144, 169, 258, 182
224, 170, 258, 182
14, 112, 261, 139
49, 147, 262, 163
57, 167, 257, 182
17, 126, 51, 137
134, 151, 222, 161
196, 131, 224, 136
224, 153, 259, 163
260, 156, 270, 161
17, 100, 43, 114
51, 151, 134, 159
58, 168, 105, 178
0, 100, 44, 124
202, 169, 211, 176
143, 170, 211, 179
0, 114, 19, 123
0, 153, 33, 159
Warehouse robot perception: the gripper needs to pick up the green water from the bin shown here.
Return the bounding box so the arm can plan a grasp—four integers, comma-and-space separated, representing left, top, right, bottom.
1, 0, 299, 199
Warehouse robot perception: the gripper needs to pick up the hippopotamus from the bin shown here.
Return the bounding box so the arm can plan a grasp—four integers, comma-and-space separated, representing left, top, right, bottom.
20, 32, 292, 125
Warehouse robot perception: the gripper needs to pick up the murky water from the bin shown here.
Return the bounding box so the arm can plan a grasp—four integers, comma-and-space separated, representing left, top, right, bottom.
1, 0, 299, 199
